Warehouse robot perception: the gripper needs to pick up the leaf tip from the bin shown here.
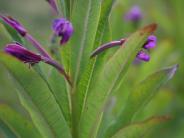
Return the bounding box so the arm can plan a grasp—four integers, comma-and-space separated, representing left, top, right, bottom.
140, 23, 157, 34
167, 64, 178, 80
153, 115, 171, 122
143, 116, 171, 126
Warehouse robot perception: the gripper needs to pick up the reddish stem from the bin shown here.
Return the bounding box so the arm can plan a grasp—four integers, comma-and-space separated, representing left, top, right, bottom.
90, 39, 126, 58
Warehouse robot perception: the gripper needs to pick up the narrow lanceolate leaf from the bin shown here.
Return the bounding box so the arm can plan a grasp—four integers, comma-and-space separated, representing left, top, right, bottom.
111, 116, 169, 138
34, 65, 72, 127
97, 97, 116, 138
0, 20, 23, 44
65, 0, 71, 18
105, 64, 178, 137
74, 0, 115, 132
0, 120, 18, 138
70, 0, 101, 85
0, 53, 72, 138
0, 23, 12, 46
57, 0, 67, 17
57, 0, 73, 18
79, 24, 157, 138
0, 104, 41, 138
47, 68, 72, 127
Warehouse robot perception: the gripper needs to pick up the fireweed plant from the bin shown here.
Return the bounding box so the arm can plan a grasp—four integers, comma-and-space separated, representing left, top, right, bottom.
0, 1, 178, 138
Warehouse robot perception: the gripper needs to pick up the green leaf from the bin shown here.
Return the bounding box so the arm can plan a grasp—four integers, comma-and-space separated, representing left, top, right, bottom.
0, 104, 41, 138
135, 89, 173, 121
65, 0, 71, 18
57, 0, 70, 18
111, 116, 169, 138
0, 20, 23, 44
0, 23, 12, 47
0, 53, 72, 138
73, 0, 115, 133
79, 24, 157, 138
110, 1, 126, 40
47, 68, 72, 127
111, 41, 174, 120
57, 0, 74, 19
105, 64, 178, 137
33, 64, 72, 127
0, 120, 17, 138
70, 0, 101, 84
97, 97, 116, 138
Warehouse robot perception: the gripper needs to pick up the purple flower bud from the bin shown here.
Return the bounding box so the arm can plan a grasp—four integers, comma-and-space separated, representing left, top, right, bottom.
52, 18, 74, 45
0, 15, 27, 36
136, 51, 150, 62
4, 43, 42, 65
143, 35, 157, 49
148, 35, 157, 42
124, 6, 143, 22
46, 0, 59, 14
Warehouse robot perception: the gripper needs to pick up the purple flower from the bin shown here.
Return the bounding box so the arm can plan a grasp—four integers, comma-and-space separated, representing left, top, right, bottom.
143, 35, 157, 49
46, 0, 58, 14
52, 18, 74, 45
4, 43, 72, 84
124, 6, 143, 22
136, 51, 150, 62
4, 43, 42, 65
0, 15, 27, 36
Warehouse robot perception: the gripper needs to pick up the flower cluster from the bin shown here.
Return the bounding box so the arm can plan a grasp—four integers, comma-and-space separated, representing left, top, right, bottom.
0, 15, 73, 85
136, 35, 157, 62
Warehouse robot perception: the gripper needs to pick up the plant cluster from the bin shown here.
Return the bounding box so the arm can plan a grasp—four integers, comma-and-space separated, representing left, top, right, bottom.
0, 0, 178, 138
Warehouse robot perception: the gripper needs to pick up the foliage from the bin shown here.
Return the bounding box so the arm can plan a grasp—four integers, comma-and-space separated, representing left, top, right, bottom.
0, 0, 181, 138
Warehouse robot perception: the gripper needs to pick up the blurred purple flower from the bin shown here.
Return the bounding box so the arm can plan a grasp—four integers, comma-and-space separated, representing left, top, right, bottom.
136, 51, 150, 62
143, 35, 157, 49
46, 0, 59, 14
52, 18, 74, 45
0, 15, 27, 36
4, 43, 42, 65
124, 6, 143, 22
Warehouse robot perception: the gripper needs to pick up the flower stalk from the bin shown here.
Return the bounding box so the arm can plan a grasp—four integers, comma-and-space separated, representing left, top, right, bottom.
4, 42, 72, 85
41, 56, 72, 85
25, 34, 51, 59
90, 39, 126, 58
90, 35, 157, 62
46, 0, 59, 14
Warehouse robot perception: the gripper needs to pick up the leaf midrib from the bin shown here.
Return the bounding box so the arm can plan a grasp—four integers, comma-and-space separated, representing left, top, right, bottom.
79, 26, 106, 120
38, 68, 71, 127
74, 0, 92, 85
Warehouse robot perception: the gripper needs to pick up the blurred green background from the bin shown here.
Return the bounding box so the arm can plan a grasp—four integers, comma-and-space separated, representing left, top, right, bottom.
0, 0, 183, 138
